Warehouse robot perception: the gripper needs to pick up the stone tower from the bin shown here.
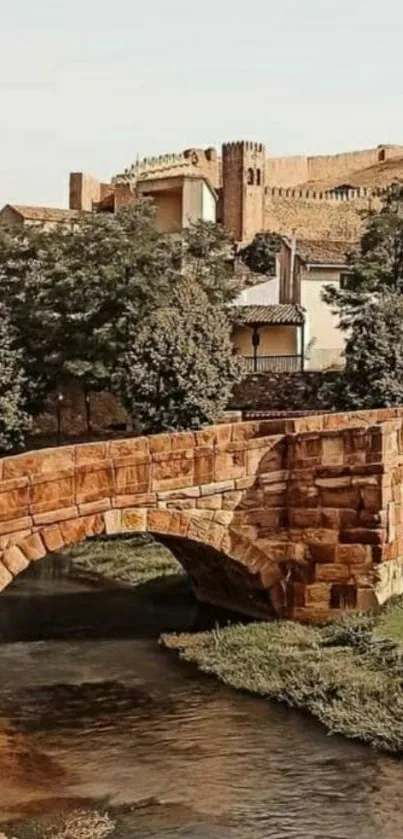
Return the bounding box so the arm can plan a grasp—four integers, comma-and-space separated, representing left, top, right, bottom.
222, 141, 266, 242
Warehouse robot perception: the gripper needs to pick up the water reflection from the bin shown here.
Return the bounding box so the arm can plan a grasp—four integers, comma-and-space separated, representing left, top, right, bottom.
0, 559, 402, 837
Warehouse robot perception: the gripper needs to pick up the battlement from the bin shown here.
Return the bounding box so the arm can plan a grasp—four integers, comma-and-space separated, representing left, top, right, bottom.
266, 185, 388, 201
223, 141, 265, 155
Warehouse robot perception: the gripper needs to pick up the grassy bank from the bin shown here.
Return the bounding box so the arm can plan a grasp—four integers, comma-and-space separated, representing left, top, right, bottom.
65, 536, 182, 587
163, 601, 403, 754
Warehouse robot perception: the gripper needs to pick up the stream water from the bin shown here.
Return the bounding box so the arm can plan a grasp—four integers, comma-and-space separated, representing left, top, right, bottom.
0, 558, 402, 838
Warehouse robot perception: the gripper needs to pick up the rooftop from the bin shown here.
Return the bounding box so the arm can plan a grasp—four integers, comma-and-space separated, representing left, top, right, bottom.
294, 238, 353, 266
236, 304, 304, 326
2, 205, 82, 222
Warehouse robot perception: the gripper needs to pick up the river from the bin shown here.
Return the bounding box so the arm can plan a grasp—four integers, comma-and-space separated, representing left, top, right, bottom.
0, 558, 402, 838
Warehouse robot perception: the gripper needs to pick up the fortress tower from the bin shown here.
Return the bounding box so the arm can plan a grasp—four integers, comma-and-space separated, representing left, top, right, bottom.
222, 141, 265, 243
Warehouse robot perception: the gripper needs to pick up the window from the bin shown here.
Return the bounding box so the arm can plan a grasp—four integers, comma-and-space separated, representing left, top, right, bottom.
256, 168, 261, 186
247, 168, 254, 185
378, 148, 386, 162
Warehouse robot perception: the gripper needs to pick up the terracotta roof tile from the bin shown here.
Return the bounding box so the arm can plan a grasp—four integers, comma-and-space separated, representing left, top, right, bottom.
295, 239, 353, 265
6, 205, 82, 222
237, 304, 304, 325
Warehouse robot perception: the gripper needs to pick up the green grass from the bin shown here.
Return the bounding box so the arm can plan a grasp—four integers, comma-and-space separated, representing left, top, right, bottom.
65, 536, 182, 587
162, 606, 403, 754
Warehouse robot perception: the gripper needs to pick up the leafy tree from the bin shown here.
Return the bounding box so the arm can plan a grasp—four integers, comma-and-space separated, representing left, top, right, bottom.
0, 207, 240, 416
0, 306, 31, 453
320, 184, 403, 409
238, 231, 282, 276
323, 184, 403, 329
114, 278, 244, 434
318, 292, 403, 410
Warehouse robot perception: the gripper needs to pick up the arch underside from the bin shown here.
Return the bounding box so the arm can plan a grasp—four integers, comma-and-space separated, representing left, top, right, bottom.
0, 508, 287, 620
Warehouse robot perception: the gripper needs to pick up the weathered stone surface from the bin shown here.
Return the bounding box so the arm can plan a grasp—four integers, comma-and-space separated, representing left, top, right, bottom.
0, 410, 401, 621
121, 508, 147, 533
19, 533, 46, 561
76, 461, 113, 504
0, 562, 13, 591
42, 525, 65, 553
3, 545, 30, 575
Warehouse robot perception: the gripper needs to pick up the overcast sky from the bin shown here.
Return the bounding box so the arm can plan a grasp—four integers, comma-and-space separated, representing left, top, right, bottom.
1, 0, 403, 206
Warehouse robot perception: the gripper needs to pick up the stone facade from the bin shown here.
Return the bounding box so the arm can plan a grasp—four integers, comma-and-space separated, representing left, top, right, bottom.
66, 142, 403, 244
1, 409, 403, 623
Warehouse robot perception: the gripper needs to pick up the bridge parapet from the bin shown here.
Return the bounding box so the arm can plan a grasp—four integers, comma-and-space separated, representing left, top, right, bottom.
0, 409, 403, 622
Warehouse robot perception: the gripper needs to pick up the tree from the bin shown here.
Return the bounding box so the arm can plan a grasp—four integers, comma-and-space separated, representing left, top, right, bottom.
323, 184, 403, 330
319, 184, 403, 409
238, 231, 282, 276
0, 307, 31, 453
114, 278, 244, 434
0, 207, 241, 416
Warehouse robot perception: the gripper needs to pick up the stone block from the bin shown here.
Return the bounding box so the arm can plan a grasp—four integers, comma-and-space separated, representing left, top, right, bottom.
113, 456, 151, 496
78, 499, 111, 516
104, 509, 122, 535
170, 431, 195, 450
121, 508, 148, 533
235, 476, 257, 490
187, 514, 211, 543
215, 449, 246, 483
315, 476, 352, 489
147, 509, 172, 534
307, 544, 337, 563
193, 449, 215, 485
356, 588, 378, 611
75, 461, 113, 504
75, 442, 109, 465
361, 486, 382, 511
288, 508, 322, 528
322, 436, 344, 466
0, 562, 13, 591
291, 604, 330, 623
318, 487, 360, 509
112, 493, 157, 509
149, 433, 172, 454
0, 529, 31, 550
214, 424, 233, 447
33, 506, 78, 526
0, 481, 30, 522
0, 516, 33, 536
213, 510, 234, 526
340, 528, 385, 545
152, 450, 194, 492
60, 517, 90, 545
196, 495, 222, 510
42, 525, 65, 553
316, 564, 352, 583
3, 545, 30, 575
29, 472, 75, 515
19, 532, 47, 561
222, 491, 243, 510
305, 583, 331, 605
109, 437, 149, 458
206, 522, 226, 551
84, 514, 105, 538
337, 544, 371, 565
169, 512, 190, 538
200, 480, 235, 497
3, 447, 75, 479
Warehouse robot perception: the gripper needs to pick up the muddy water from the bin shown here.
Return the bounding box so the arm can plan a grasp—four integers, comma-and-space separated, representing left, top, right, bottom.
0, 560, 402, 838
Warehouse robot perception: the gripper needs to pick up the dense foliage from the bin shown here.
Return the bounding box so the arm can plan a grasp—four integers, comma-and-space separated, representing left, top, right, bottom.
321, 184, 403, 409
0, 306, 31, 452
115, 278, 243, 433
238, 231, 282, 275
0, 205, 242, 443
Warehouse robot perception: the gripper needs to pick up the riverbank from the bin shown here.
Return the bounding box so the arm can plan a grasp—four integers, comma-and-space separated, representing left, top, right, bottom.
66, 536, 182, 587
163, 601, 403, 754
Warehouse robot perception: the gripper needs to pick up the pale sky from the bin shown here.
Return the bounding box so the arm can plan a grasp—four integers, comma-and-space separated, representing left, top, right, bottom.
1, 0, 403, 207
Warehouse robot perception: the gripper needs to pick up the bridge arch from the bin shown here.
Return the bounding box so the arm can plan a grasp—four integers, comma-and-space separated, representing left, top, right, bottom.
0, 411, 399, 622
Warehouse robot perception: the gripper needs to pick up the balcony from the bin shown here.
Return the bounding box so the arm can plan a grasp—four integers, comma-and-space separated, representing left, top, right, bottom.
243, 355, 303, 373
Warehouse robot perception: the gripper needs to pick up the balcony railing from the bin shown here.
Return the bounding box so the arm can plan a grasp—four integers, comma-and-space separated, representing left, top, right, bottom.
243, 355, 303, 373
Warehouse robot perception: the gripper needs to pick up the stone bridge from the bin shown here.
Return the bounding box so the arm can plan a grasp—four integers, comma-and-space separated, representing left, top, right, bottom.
0, 408, 403, 623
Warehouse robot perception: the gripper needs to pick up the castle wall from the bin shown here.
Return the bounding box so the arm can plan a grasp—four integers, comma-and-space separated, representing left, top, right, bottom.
307, 145, 403, 185
264, 190, 381, 240
69, 173, 101, 211
266, 156, 309, 188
